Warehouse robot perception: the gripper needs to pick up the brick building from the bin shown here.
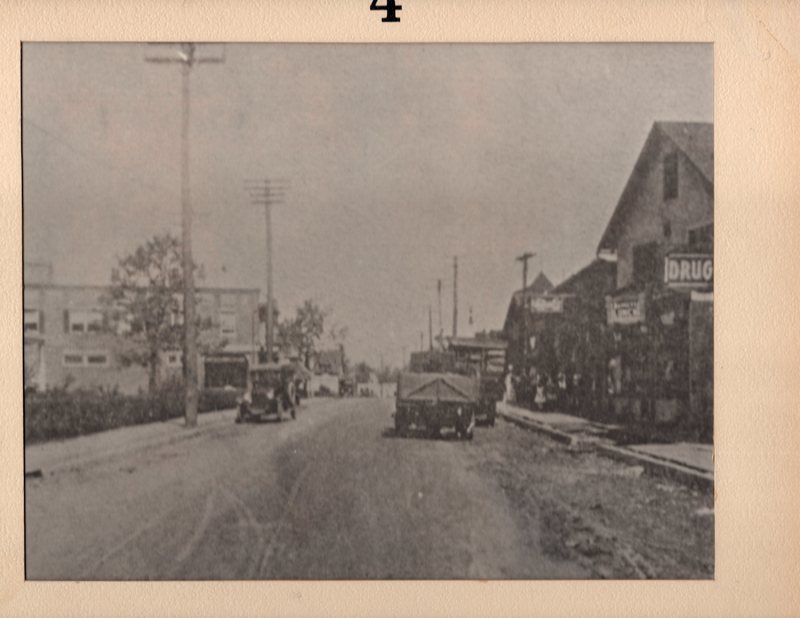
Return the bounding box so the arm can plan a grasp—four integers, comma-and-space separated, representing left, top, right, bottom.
23, 263, 260, 394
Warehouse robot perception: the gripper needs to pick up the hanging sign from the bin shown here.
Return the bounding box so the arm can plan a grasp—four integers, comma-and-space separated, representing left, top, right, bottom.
664, 254, 713, 288
529, 295, 564, 314
607, 293, 645, 325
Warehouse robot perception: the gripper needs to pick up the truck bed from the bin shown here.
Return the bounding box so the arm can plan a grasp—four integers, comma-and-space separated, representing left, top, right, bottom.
396, 372, 479, 404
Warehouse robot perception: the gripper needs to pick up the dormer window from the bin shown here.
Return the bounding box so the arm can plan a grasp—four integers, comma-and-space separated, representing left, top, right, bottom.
663, 152, 679, 200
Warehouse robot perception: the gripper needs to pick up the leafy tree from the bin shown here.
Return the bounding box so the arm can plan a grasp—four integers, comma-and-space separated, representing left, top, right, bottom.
278, 299, 347, 369
102, 233, 210, 393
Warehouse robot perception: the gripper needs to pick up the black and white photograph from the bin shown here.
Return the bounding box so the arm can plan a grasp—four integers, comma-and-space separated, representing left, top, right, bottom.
23, 42, 714, 581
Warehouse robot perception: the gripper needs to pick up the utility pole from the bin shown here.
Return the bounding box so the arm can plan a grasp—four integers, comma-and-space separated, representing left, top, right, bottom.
146, 43, 223, 428
420, 331, 424, 352
452, 256, 458, 339
516, 251, 536, 373
428, 305, 433, 351
246, 179, 286, 363
437, 279, 443, 349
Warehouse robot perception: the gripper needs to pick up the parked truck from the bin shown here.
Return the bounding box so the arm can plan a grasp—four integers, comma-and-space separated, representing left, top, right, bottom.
394, 352, 479, 440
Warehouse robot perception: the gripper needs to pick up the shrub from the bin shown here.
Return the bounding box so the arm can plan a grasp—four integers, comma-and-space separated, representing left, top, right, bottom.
24, 380, 239, 444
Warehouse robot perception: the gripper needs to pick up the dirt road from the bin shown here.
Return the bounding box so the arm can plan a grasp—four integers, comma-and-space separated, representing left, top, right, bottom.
26, 397, 712, 580
25, 398, 583, 579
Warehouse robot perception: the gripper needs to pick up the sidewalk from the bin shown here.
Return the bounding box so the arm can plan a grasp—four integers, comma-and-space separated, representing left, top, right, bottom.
497, 401, 714, 491
25, 408, 237, 477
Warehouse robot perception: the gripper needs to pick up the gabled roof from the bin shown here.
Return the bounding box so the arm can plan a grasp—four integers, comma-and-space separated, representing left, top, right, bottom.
504, 271, 555, 334
511, 271, 554, 302
597, 121, 713, 254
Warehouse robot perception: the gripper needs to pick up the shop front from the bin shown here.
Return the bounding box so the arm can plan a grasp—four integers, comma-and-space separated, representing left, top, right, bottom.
604, 252, 712, 440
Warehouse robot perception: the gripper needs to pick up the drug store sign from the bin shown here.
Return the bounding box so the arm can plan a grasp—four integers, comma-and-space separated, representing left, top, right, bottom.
664, 254, 713, 288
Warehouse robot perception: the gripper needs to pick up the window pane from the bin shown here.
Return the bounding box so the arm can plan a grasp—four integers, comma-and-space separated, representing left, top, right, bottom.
24, 309, 40, 332
220, 312, 236, 335
86, 354, 108, 365
63, 354, 83, 365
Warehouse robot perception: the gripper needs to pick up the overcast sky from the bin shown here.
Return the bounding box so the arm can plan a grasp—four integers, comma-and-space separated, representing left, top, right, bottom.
23, 43, 712, 368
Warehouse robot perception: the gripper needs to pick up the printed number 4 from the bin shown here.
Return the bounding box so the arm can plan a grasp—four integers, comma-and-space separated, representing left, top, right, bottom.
371, 0, 402, 22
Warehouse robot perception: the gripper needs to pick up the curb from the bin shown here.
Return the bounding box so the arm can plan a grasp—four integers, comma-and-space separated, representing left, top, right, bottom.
596, 444, 714, 492
498, 408, 714, 493
498, 409, 577, 446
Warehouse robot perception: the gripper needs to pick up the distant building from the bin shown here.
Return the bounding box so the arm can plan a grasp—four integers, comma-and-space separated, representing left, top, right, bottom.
502, 271, 554, 373
23, 264, 260, 394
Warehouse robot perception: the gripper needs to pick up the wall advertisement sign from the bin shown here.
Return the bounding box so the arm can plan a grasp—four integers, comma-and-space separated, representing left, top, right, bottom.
607, 293, 645, 325
664, 253, 713, 288
529, 295, 564, 314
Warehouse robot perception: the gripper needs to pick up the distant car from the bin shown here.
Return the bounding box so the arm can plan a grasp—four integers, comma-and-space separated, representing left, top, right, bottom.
339, 378, 355, 397
236, 363, 297, 423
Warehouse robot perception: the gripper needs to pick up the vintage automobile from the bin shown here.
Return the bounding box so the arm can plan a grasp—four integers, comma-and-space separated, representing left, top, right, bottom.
236, 362, 297, 423
394, 369, 479, 440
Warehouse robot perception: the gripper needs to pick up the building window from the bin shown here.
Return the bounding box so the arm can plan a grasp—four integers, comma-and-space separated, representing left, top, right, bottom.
633, 242, 659, 286
63, 352, 84, 366
663, 152, 678, 200
86, 353, 109, 367
219, 311, 236, 337
170, 294, 184, 326
170, 309, 184, 327
63, 351, 110, 367
24, 309, 41, 333
68, 309, 103, 333
164, 351, 182, 367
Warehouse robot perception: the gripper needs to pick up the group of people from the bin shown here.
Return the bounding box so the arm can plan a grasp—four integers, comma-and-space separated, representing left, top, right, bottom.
503, 364, 584, 412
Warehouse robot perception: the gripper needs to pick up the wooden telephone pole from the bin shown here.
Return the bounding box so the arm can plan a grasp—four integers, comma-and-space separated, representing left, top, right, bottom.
516, 251, 536, 371
246, 179, 286, 363
428, 305, 433, 351
437, 279, 443, 349
452, 256, 458, 338
146, 43, 224, 428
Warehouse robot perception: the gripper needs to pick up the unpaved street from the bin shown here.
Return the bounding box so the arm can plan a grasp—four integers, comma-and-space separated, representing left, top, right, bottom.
26, 397, 712, 580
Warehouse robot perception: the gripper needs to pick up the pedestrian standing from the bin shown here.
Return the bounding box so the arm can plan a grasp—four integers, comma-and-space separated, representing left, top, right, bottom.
504, 365, 516, 404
